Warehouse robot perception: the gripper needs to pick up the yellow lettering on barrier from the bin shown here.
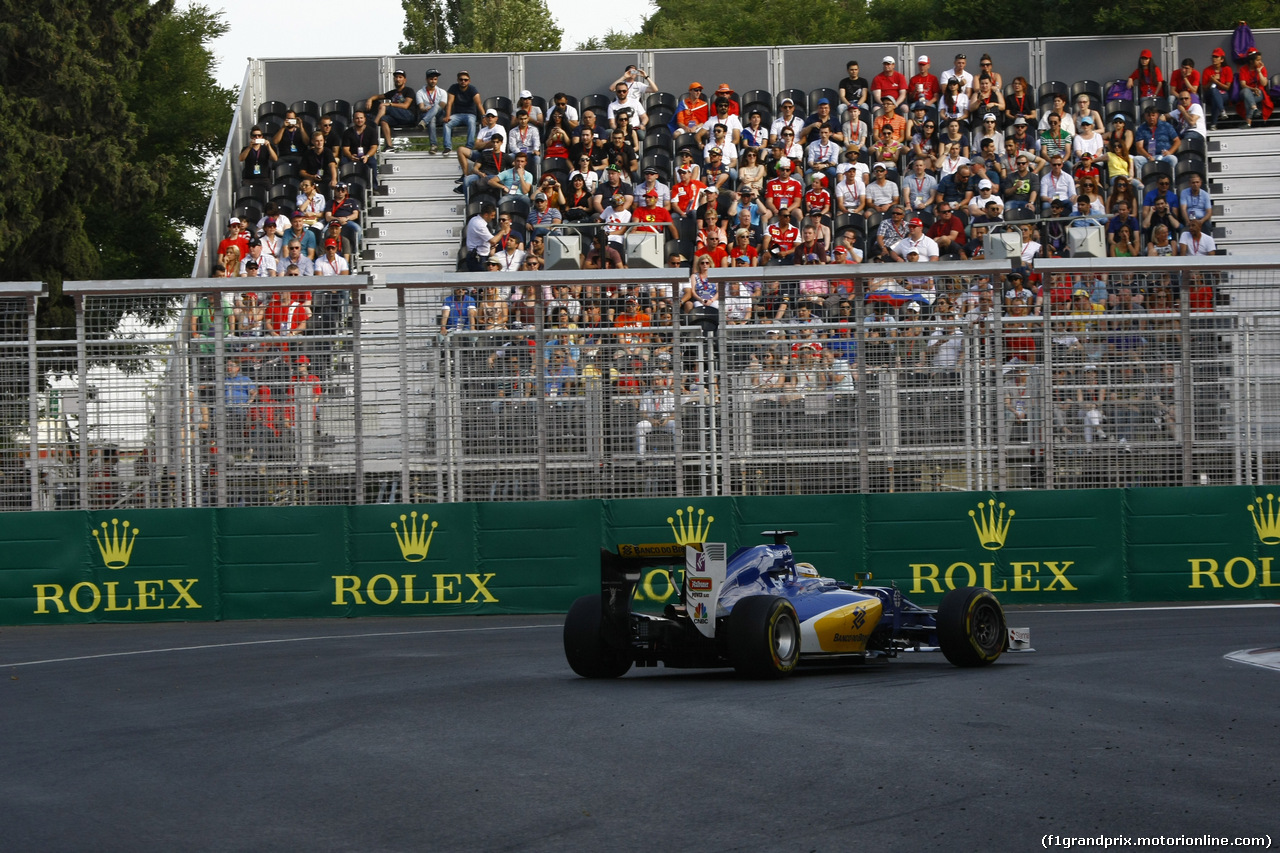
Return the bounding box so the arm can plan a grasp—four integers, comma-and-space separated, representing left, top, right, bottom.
69, 582, 101, 614
333, 576, 365, 604
435, 574, 462, 604
366, 574, 399, 605
1188, 558, 1222, 589
105, 581, 132, 611
981, 562, 1008, 592
910, 564, 942, 594
135, 580, 164, 610
465, 573, 498, 603
168, 579, 200, 609
402, 574, 431, 604
1263, 557, 1280, 587
945, 562, 977, 589
1043, 561, 1076, 591
1223, 557, 1256, 589
1011, 562, 1039, 592
34, 584, 66, 614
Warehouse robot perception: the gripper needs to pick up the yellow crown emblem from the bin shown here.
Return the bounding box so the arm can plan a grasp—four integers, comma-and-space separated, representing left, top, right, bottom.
969, 500, 1014, 551
391, 511, 438, 562
1248, 494, 1280, 545
92, 518, 139, 569
668, 506, 714, 548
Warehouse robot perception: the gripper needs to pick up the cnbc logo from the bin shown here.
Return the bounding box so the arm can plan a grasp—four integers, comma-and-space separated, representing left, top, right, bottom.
331, 510, 498, 606
910, 499, 1076, 595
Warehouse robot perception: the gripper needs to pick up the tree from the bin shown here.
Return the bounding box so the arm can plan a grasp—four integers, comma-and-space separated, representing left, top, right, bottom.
402, 0, 561, 53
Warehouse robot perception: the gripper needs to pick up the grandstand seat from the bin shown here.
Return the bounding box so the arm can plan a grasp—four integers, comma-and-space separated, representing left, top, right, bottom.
484, 96, 514, 116
1141, 160, 1174, 183
809, 88, 839, 114
674, 133, 701, 156
1175, 158, 1206, 184
648, 105, 674, 129
257, 101, 288, 123
344, 174, 369, 203
1037, 81, 1069, 112
498, 194, 531, 221
235, 184, 269, 207
647, 91, 677, 112
232, 202, 264, 231
1141, 95, 1175, 118
580, 93, 610, 113
1105, 102, 1138, 128
641, 149, 673, 182
1071, 80, 1104, 113
743, 102, 772, 126
338, 160, 367, 183
273, 161, 301, 184
1005, 206, 1035, 223
643, 126, 674, 154
259, 117, 283, 139
493, 110, 513, 130
777, 88, 806, 111
742, 89, 771, 110
291, 100, 321, 121
1179, 134, 1207, 161
542, 155, 570, 175
322, 99, 353, 120
270, 177, 300, 198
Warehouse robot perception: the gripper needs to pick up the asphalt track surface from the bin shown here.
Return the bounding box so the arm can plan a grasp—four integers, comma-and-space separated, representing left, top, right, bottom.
3, 605, 1279, 852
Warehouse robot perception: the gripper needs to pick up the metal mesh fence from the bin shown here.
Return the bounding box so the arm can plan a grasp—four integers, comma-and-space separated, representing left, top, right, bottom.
5, 257, 1280, 510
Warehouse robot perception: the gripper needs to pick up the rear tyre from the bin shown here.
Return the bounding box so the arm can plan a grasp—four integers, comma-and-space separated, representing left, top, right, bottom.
936, 586, 1006, 667
563, 594, 632, 678
726, 595, 801, 678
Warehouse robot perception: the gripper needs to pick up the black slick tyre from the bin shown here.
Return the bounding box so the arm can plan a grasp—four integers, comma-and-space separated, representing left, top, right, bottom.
936, 586, 1006, 667
563, 594, 632, 678
726, 595, 801, 678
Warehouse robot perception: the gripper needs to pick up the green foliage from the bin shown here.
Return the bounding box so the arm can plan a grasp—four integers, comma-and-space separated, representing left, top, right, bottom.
402, 0, 561, 53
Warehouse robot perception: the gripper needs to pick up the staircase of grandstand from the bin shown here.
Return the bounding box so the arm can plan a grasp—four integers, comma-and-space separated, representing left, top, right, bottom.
1207, 126, 1280, 254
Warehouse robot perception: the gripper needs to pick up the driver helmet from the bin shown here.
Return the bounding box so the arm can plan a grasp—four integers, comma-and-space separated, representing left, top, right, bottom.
795, 562, 820, 578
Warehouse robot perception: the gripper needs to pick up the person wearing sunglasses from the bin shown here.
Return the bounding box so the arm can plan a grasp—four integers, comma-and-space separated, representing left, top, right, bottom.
1171, 91, 1205, 140
239, 125, 277, 185
443, 71, 482, 153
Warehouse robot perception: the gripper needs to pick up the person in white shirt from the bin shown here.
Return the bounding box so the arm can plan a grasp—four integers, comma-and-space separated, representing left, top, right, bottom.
314, 239, 349, 275
770, 98, 804, 144
1171, 91, 1205, 139
939, 53, 974, 94
611, 65, 656, 103
1038, 157, 1077, 214
607, 81, 647, 130
1177, 218, 1216, 256
889, 218, 940, 261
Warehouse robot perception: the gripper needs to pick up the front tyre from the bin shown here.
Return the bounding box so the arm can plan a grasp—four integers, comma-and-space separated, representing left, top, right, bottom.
563, 594, 633, 678
936, 586, 1006, 667
726, 595, 801, 678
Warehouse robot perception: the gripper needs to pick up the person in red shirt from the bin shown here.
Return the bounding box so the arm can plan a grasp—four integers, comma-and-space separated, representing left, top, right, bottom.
763, 159, 804, 226
285, 355, 322, 429
670, 166, 707, 218
763, 218, 800, 265
1170, 58, 1200, 95
632, 190, 677, 240
1237, 49, 1273, 126
1126, 48, 1165, 99
871, 55, 909, 113
909, 55, 940, 107
803, 174, 832, 226
1200, 47, 1234, 128
695, 208, 730, 267
218, 217, 250, 259
729, 227, 759, 266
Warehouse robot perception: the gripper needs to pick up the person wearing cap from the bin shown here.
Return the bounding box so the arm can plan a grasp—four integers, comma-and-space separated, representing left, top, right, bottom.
872, 95, 908, 143
970, 111, 1005, 154
1006, 117, 1039, 163
763, 157, 804, 226
591, 163, 635, 215
607, 80, 647, 131
871, 55, 908, 114
314, 237, 349, 276
1072, 114, 1104, 163
832, 163, 867, 218
514, 90, 543, 130
632, 188, 677, 240
800, 97, 842, 146
670, 164, 706, 218
1200, 48, 1233, 127
888, 216, 939, 263
341, 110, 379, 186
456, 108, 507, 194
323, 183, 362, 260
1133, 106, 1180, 170
909, 55, 940, 107
527, 190, 563, 239
1126, 48, 1166, 100
414, 69, 445, 152
599, 191, 633, 247
762, 208, 800, 266
370, 69, 417, 153
939, 53, 974, 96
938, 76, 970, 123
864, 161, 899, 214
838, 60, 869, 120
240, 240, 271, 278
506, 109, 542, 168
674, 83, 709, 136
770, 97, 804, 145
443, 71, 482, 152
1237, 48, 1273, 126
218, 217, 251, 260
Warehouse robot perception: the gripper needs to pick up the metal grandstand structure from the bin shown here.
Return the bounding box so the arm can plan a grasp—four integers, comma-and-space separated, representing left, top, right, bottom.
6, 253, 1280, 510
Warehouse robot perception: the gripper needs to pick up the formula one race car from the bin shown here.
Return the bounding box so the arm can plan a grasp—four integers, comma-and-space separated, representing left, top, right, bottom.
564, 531, 1030, 679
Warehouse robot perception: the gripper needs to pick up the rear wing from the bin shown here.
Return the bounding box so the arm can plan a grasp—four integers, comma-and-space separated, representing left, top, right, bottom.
600, 544, 685, 620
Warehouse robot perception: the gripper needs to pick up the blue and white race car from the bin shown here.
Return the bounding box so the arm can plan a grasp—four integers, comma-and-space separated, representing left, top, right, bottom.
564, 531, 1029, 679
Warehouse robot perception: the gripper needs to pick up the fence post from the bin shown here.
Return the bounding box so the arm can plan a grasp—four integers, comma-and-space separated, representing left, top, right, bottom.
1179, 274, 1194, 485
213, 295, 227, 508
76, 295, 89, 510
352, 288, 365, 505
398, 288, 410, 501
27, 294, 39, 511
855, 276, 869, 493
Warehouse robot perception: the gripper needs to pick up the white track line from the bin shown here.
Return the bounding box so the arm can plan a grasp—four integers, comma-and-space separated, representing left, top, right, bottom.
1030, 603, 1280, 613
1224, 648, 1280, 672
1, 623, 559, 669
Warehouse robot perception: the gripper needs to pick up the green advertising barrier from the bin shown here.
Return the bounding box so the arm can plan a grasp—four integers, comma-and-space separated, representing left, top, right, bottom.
0, 487, 1277, 626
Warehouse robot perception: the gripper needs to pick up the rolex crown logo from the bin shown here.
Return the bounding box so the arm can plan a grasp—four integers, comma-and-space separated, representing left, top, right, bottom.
668, 506, 714, 548
93, 518, 140, 569
1248, 494, 1280, 545
969, 500, 1014, 551
391, 511, 438, 562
